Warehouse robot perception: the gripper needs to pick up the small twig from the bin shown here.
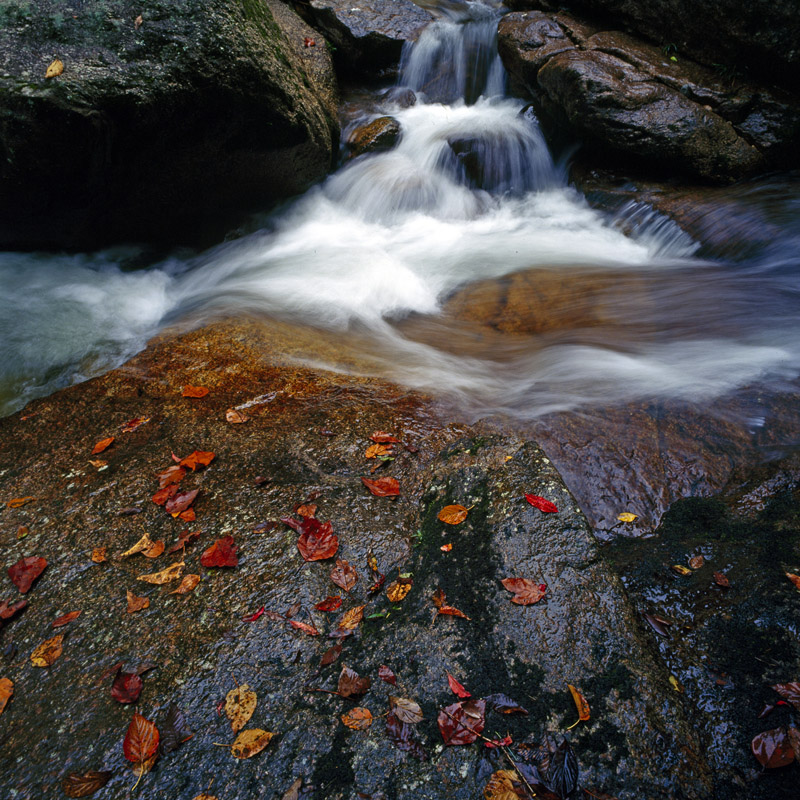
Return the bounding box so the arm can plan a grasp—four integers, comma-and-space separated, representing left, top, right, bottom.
501, 746, 537, 799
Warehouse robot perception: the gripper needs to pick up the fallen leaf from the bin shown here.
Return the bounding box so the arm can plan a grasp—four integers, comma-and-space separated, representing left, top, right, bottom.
525, 494, 558, 513
152, 485, 179, 505
438, 505, 468, 525
88, 459, 107, 469
390, 696, 423, 724
315, 596, 343, 612
158, 704, 193, 754
295, 504, 317, 518
432, 588, 471, 620
280, 778, 304, 800
231, 729, 274, 759
689, 555, 705, 569
226, 408, 250, 424
142, 540, 165, 559
485, 693, 528, 715
447, 673, 471, 699
501, 578, 547, 605
52, 610, 81, 628
8, 556, 47, 594
182, 386, 209, 398
179, 451, 215, 471
45, 58, 64, 78
121, 533, 156, 558
752, 727, 795, 768
137, 562, 184, 585
338, 665, 371, 698
671, 564, 692, 576
484, 735, 514, 749
166, 488, 200, 516
330, 559, 358, 592
0, 677, 12, 715
127, 590, 150, 613
168, 530, 201, 554
0, 598, 27, 621
440, 543, 453, 552
386, 712, 426, 759
643, 613, 672, 636
546, 739, 579, 799
200, 536, 238, 568
714, 571, 730, 588
438, 699, 486, 745
226, 683, 257, 733
303, 36, 316, 47
786, 573, 800, 592
772, 683, 800, 713
123, 712, 159, 771
341, 707, 373, 730
91, 547, 107, 563
61, 771, 113, 798
336, 605, 366, 632
179, 508, 196, 522
6, 496, 35, 508
289, 620, 320, 636
483, 770, 522, 800
617, 512, 638, 523
157, 465, 186, 489
91, 436, 114, 455
290, 518, 338, 561
243, 606, 265, 622
370, 431, 400, 443
16, 525, 29, 539
134, 14, 143, 29
169, 574, 200, 595
320, 643, 342, 666
121, 417, 150, 433
365, 443, 393, 459
111, 669, 143, 704
378, 665, 396, 685
567, 684, 590, 722
386, 577, 412, 603
361, 476, 399, 497
31, 634, 63, 667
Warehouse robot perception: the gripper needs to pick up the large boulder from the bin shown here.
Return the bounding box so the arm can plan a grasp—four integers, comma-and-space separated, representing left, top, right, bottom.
498, 11, 800, 182
0, 0, 339, 250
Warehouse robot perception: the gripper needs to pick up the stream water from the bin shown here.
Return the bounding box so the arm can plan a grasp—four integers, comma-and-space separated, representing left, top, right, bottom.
2, 1, 800, 460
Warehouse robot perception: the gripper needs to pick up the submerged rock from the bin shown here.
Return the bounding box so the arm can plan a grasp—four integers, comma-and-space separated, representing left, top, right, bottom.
0, 0, 339, 250
347, 115, 401, 156
0, 318, 713, 799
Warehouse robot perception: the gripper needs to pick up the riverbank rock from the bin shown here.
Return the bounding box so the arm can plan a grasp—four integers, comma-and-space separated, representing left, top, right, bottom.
347, 115, 401, 156
0, 0, 339, 250
307, 0, 434, 76
498, 11, 800, 181
0, 318, 714, 799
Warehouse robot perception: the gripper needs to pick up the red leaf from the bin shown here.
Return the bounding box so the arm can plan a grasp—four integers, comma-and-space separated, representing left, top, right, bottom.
152, 484, 178, 506
484, 735, 513, 748
772, 682, 800, 713
752, 727, 795, 768
370, 431, 400, 443
243, 606, 265, 622
52, 610, 81, 628
289, 620, 320, 636
501, 578, 547, 605
525, 494, 558, 513
121, 417, 149, 433
378, 665, 397, 685
157, 466, 186, 489
0, 598, 27, 621
111, 670, 143, 704
8, 556, 47, 594
200, 535, 238, 568
361, 477, 400, 497
122, 712, 159, 763
296, 518, 339, 561
386, 712, 426, 759
330, 559, 358, 592
165, 488, 199, 515
447, 673, 471, 698
437, 699, 486, 745
315, 596, 343, 612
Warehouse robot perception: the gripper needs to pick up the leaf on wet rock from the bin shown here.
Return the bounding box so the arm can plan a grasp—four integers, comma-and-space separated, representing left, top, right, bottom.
179, 450, 215, 471
168, 573, 199, 595
0, 677, 13, 715
159, 704, 194, 754
643, 613, 671, 636
335, 605, 366, 633
786, 573, 800, 592
320, 643, 342, 667
341, 707, 373, 730
751, 727, 795, 768
315, 596, 342, 612
378, 665, 397, 685
166, 488, 200, 516
567, 684, 590, 722
90, 547, 107, 563
157, 465, 186, 488
123, 712, 159, 770
546, 739, 579, 799
52, 610, 81, 628
284, 517, 338, 561
61, 771, 113, 798
483, 770, 525, 800
370, 431, 400, 443
671, 564, 692, 576
386, 712, 426, 759
137, 561, 184, 585
31, 634, 63, 667
231, 729, 274, 759
447, 673, 471, 699
361, 476, 400, 497
689, 555, 705, 569
111, 668, 143, 704
438, 504, 468, 525
289, 620, 320, 636
45, 58, 64, 78
485, 693, 528, 715
152, 485, 179, 506
617, 512, 637, 523
330, 558, 358, 592
0, 598, 27, 622
182, 385, 209, 398
168, 529, 201, 554
121, 417, 150, 433
91, 436, 114, 455
226, 408, 250, 424
8, 556, 47, 594
142, 539, 165, 558
365, 443, 393, 459
6, 496, 35, 508
338, 665, 371, 698
126, 590, 150, 613
295, 503, 317, 518
713, 570, 730, 587
501, 578, 547, 606
243, 606, 265, 622
432, 588, 471, 620
121, 533, 156, 558
386, 576, 412, 603
390, 696, 423, 724
226, 683, 257, 733
772, 682, 800, 712
525, 494, 558, 513
200, 536, 238, 568
438, 699, 485, 745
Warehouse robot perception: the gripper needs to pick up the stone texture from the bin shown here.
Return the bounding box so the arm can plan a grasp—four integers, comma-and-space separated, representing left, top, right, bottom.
346, 115, 401, 157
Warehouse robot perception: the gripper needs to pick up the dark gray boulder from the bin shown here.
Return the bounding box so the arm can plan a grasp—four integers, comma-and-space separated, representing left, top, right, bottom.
0, 0, 340, 250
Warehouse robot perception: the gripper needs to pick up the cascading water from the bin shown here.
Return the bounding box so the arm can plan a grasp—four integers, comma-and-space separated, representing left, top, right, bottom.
1, 0, 800, 425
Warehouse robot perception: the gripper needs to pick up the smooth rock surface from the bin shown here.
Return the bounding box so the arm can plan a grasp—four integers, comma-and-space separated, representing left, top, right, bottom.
346, 115, 401, 156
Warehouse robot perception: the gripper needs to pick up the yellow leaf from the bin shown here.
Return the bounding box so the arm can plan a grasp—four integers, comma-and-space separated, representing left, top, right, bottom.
337, 605, 366, 631
669, 674, 684, 693
137, 562, 184, 585
0, 677, 13, 716
386, 579, 412, 603
226, 684, 257, 733
483, 770, 520, 800
121, 533, 155, 558
169, 574, 200, 595
671, 564, 692, 576
617, 512, 638, 523
31, 634, 63, 667
438, 504, 468, 525
365, 443, 392, 459
45, 59, 64, 79
341, 707, 373, 730
231, 729, 274, 759
567, 683, 590, 722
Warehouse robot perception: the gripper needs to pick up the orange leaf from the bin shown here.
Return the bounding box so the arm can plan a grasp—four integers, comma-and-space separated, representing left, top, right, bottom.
91, 547, 107, 563
337, 605, 366, 631
142, 540, 165, 559
52, 610, 81, 628
370, 431, 400, 443
179, 451, 215, 471
365, 443, 392, 459
182, 385, 209, 398
123, 712, 159, 764
386, 578, 412, 603
6, 496, 35, 509
31, 634, 63, 667
567, 683, 590, 721
137, 562, 184, 585
440, 543, 453, 552
438, 605, 471, 620
169, 574, 200, 595
289, 620, 319, 636
91, 437, 114, 455
296, 503, 317, 518
714, 571, 730, 588
178, 508, 196, 522
0, 678, 13, 716
226, 408, 250, 424
786, 573, 800, 592
341, 707, 373, 730
127, 590, 150, 614
361, 476, 399, 497
438, 504, 468, 525
501, 578, 547, 605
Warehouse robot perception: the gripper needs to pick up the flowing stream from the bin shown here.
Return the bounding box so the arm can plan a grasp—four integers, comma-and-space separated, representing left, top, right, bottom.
2, 1, 800, 432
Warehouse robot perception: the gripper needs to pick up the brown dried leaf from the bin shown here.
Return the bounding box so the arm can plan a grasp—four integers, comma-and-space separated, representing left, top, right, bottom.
567, 684, 590, 721
296, 504, 317, 518
166, 488, 199, 516
142, 540, 165, 559
483, 770, 523, 800
31, 634, 63, 667
338, 665, 371, 698
226, 684, 257, 733
337, 605, 366, 631
370, 431, 400, 443
688, 555, 705, 569
91, 547, 107, 563
137, 562, 184, 585
341, 707, 373, 730
157, 465, 186, 489
231, 729, 274, 759
126, 590, 150, 614
0, 677, 13, 716
390, 696, 423, 724
226, 408, 250, 424
501, 577, 547, 605
330, 559, 358, 592
438, 504, 468, 525
61, 771, 113, 798
169, 574, 200, 595
714, 571, 730, 588
320, 643, 342, 667
91, 436, 114, 455
52, 610, 81, 628
289, 620, 320, 636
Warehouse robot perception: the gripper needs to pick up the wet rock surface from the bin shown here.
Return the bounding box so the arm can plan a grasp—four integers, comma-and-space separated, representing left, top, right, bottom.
346, 116, 401, 157
0, 0, 339, 250
307, 0, 434, 75
497, 10, 800, 181
0, 318, 712, 799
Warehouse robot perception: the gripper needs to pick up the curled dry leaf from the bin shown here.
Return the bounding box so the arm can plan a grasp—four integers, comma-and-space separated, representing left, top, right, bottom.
525, 493, 558, 513
179, 451, 215, 471
31, 634, 63, 667
121, 533, 155, 558
91, 436, 114, 455
617, 512, 638, 523
126, 590, 150, 614
166, 488, 199, 516
91, 547, 107, 563
330, 559, 358, 592
432, 588, 471, 620
438, 504, 468, 525
643, 613, 671, 636
447, 673, 471, 699
134, 14, 143, 29
751, 727, 795, 768
45, 58, 64, 78
341, 707, 373, 730
226, 408, 250, 424
390, 696, 423, 724
137, 561, 184, 585
8, 556, 47, 594
200, 536, 238, 568
182, 385, 209, 398
338, 665, 371, 698
226, 683, 257, 733
159, 704, 194, 755
501, 578, 547, 606
61, 771, 113, 798
142, 540, 165, 559
0, 677, 13, 716
52, 610, 81, 628
386, 578, 412, 603
361, 476, 399, 497
567, 684, 590, 722
289, 620, 320, 636
378, 665, 397, 685
6, 496, 35, 508
231, 729, 274, 759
